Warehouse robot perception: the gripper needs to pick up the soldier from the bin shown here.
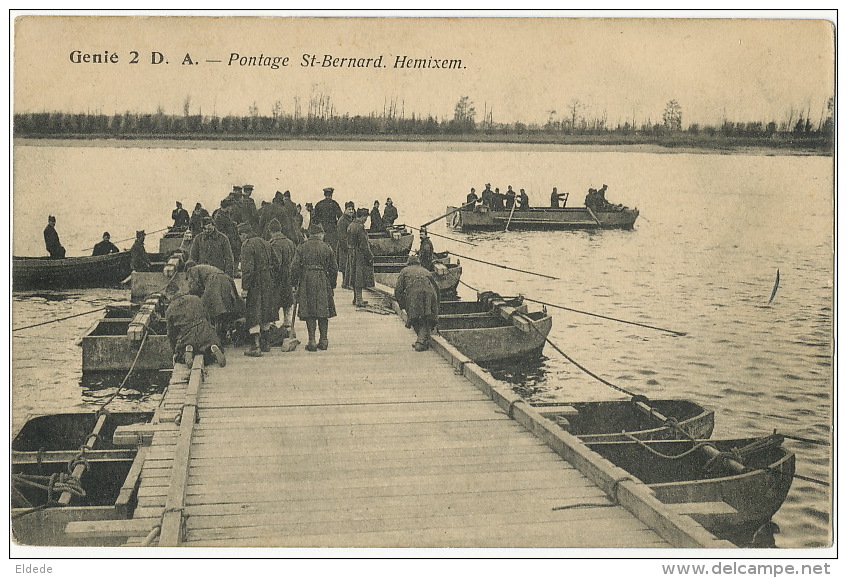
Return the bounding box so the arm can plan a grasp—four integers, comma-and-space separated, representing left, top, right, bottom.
336, 202, 356, 288
267, 218, 296, 330
346, 208, 375, 307
465, 187, 479, 209
189, 203, 210, 235
291, 223, 338, 352
130, 230, 151, 272
418, 227, 435, 271
480, 183, 493, 208
504, 186, 517, 210
189, 217, 236, 277
240, 227, 279, 356
92, 232, 119, 256
43, 215, 65, 259
171, 201, 190, 230
165, 289, 227, 368
313, 187, 343, 252
241, 184, 259, 232
383, 198, 398, 227
184, 261, 245, 344
518, 188, 530, 210
394, 254, 440, 351
369, 200, 384, 232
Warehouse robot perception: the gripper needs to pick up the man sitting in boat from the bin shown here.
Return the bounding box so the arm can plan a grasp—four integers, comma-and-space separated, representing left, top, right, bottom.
165, 289, 227, 368
130, 230, 152, 272
518, 189, 530, 210
171, 201, 190, 231
92, 231, 119, 256
383, 198, 398, 227
43, 215, 65, 259
394, 253, 440, 352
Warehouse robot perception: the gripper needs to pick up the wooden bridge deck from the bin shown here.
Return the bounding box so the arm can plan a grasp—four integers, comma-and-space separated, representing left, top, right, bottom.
117, 289, 726, 548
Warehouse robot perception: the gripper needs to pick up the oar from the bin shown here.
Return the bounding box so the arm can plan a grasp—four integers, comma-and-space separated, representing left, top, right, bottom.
504, 199, 518, 231
420, 201, 476, 229
521, 295, 685, 336
79, 226, 169, 252
768, 269, 780, 304
405, 225, 478, 247
448, 252, 560, 280
585, 206, 603, 227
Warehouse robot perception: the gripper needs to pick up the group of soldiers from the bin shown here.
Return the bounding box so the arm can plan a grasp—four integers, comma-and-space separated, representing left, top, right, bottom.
162, 184, 434, 365
464, 183, 530, 212
584, 184, 625, 212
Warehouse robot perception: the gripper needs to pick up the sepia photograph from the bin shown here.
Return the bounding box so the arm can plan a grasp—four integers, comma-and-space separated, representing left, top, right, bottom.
8, 11, 835, 560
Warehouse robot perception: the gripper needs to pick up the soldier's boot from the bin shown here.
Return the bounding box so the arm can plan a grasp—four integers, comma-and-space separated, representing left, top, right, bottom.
317, 318, 329, 350
244, 333, 262, 357
260, 332, 271, 353
305, 319, 318, 352
210, 344, 227, 367
183, 345, 194, 367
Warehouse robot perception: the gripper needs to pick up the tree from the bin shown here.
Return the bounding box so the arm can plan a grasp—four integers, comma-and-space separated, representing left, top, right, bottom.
567, 99, 582, 134
453, 96, 475, 124
663, 100, 682, 132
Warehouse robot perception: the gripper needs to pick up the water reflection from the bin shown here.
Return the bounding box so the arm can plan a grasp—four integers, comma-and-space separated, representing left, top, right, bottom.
80, 370, 170, 407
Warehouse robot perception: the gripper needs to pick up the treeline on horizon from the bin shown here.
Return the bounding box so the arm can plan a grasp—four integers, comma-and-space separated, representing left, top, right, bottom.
12, 98, 834, 151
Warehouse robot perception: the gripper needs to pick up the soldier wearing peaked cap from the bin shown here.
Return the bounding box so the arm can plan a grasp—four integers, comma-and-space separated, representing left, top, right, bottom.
291, 222, 338, 352
313, 187, 342, 252
130, 230, 152, 272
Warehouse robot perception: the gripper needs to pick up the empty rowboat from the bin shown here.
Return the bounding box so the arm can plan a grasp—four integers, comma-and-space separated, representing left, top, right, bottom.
531, 398, 715, 442
13, 252, 133, 291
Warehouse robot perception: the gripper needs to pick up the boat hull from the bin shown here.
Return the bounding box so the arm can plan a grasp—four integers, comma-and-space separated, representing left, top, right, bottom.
584, 438, 795, 538
13, 252, 133, 290
81, 317, 173, 372
532, 399, 715, 442
374, 263, 462, 295
447, 206, 639, 231
159, 228, 190, 257
438, 313, 552, 363
368, 229, 414, 256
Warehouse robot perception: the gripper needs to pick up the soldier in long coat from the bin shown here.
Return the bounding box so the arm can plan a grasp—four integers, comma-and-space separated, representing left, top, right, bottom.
291, 223, 337, 351
418, 227, 435, 271
267, 219, 296, 328
165, 291, 226, 367
241, 185, 259, 232
335, 203, 355, 288
213, 201, 242, 265
185, 261, 245, 343
346, 208, 375, 307
313, 187, 342, 253
189, 217, 236, 277
240, 228, 279, 356
394, 254, 440, 351
130, 230, 152, 272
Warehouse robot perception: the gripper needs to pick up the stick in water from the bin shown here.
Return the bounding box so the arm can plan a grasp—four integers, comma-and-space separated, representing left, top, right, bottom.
768, 269, 780, 304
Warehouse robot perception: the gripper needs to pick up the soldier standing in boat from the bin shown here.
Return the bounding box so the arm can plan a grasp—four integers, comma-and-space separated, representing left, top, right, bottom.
550, 187, 567, 208
43, 215, 66, 259
165, 289, 227, 368
130, 230, 151, 272
291, 222, 338, 352
418, 227, 435, 271
241, 226, 279, 356
267, 218, 297, 331
313, 187, 343, 254
465, 187, 479, 209
171, 201, 190, 230
383, 198, 398, 227
480, 183, 493, 208
394, 253, 440, 352
346, 208, 375, 307
184, 260, 245, 345
518, 188, 530, 210
92, 231, 119, 256
190, 216, 236, 277
369, 200, 384, 232
189, 203, 210, 235
504, 186, 517, 210
336, 202, 356, 289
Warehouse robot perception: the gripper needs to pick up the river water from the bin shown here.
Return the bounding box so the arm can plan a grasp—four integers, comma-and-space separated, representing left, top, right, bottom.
11, 139, 833, 549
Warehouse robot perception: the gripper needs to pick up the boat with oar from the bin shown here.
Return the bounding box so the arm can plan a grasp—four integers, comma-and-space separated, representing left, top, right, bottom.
13, 252, 133, 291
583, 434, 795, 541
531, 397, 715, 442
374, 252, 462, 296
437, 292, 552, 363
12, 411, 153, 546
368, 225, 414, 256
446, 205, 639, 231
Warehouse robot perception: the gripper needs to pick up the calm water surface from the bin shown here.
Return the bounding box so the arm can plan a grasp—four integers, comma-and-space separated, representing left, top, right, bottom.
11, 140, 833, 548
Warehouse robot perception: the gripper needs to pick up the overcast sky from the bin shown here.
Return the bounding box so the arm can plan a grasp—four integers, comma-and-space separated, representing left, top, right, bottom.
13, 16, 835, 128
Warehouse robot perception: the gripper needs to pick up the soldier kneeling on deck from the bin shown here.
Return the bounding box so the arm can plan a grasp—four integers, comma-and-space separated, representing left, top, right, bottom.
165, 289, 227, 368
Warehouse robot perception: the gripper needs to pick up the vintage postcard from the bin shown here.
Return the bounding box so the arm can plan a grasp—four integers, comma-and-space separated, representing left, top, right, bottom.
9, 12, 835, 564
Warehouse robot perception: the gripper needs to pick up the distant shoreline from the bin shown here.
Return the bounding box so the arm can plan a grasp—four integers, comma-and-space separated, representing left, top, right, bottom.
13, 134, 831, 157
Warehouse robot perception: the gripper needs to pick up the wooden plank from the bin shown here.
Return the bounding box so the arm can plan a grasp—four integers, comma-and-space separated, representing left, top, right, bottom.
12, 448, 136, 464
115, 446, 149, 517
666, 501, 738, 516
65, 518, 158, 539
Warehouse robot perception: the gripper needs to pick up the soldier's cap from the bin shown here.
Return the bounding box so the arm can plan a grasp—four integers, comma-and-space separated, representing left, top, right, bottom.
323, 187, 334, 194
344, 201, 356, 209
308, 222, 324, 235
103, 232, 110, 237
485, 183, 491, 187
233, 186, 243, 193
268, 218, 282, 233
274, 191, 285, 200
136, 230, 145, 237
243, 184, 254, 191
